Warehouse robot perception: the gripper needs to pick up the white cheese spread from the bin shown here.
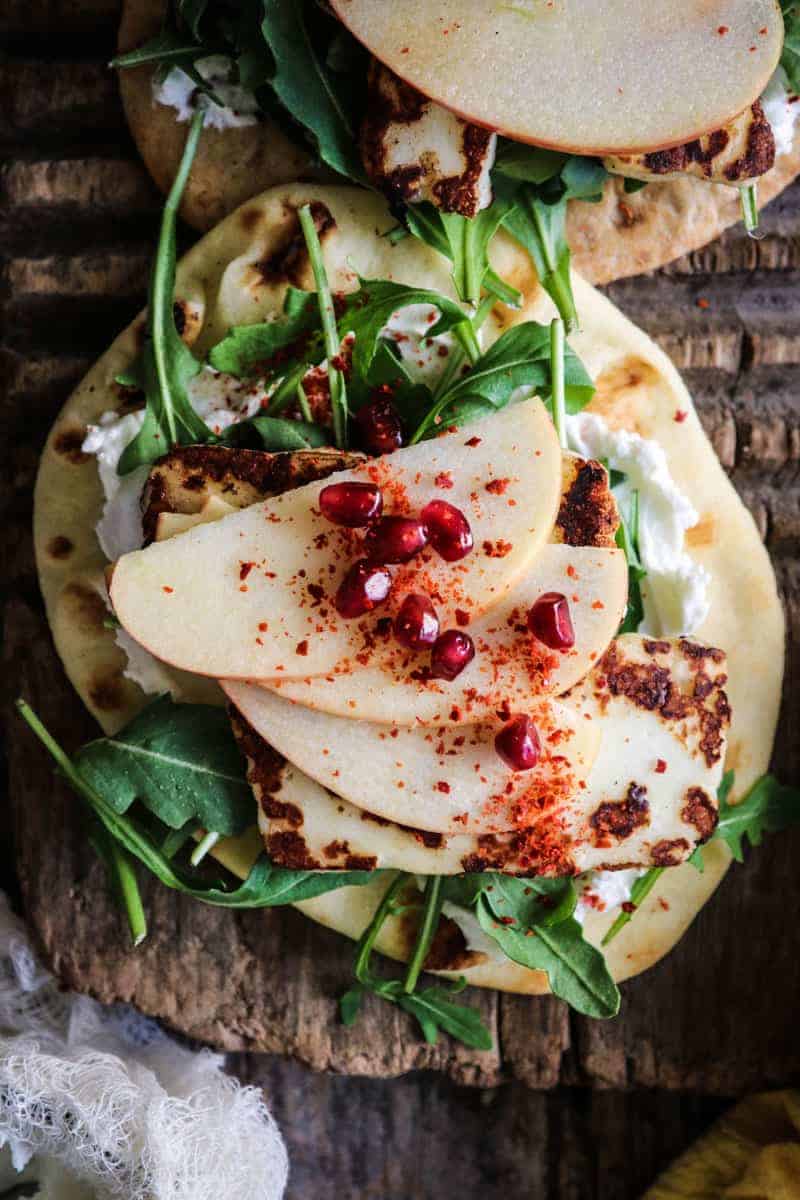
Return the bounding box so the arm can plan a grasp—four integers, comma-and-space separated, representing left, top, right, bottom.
152, 55, 259, 132
566, 411, 711, 637
762, 67, 800, 159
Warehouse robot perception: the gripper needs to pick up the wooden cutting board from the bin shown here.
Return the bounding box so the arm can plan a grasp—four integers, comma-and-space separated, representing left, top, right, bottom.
3, 1, 800, 1093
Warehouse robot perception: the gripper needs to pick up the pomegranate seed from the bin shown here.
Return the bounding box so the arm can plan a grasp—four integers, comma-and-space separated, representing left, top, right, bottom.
494, 715, 541, 771
421, 499, 473, 562
319, 482, 383, 527
364, 516, 428, 564
335, 559, 392, 618
354, 396, 404, 455
528, 592, 575, 650
394, 593, 439, 650
430, 629, 475, 680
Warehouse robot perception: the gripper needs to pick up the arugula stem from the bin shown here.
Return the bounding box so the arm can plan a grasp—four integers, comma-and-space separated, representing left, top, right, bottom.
740, 182, 760, 238
550, 316, 566, 448
150, 108, 205, 445
266, 362, 311, 416
601, 867, 664, 946
161, 822, 195, 859
454, 321, 481, 366
298, 203, 348, 448
353, 873, 408, 981
106, 836, 148, 946
190, 829, 220, 866
403, 875, 443, 994
411, 295, 495, 444
295, 380, 313, 423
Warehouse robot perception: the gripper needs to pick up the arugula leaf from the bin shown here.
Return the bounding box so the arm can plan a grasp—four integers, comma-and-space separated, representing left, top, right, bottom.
476, 898, 620, 1018
411, 319, 594, 441
111, 30, 206, 70
395, 985, 492, 1049
260, 0, 366, 182
482, 874, 578, 929
501, 190, 576, 333
493, 141, 569, 184
17, 699, 378, 922
340, 278, 467, 379
75, 696, 253, 836
781, 1, 800, 92
694, 771, 800, 866
405, 202, 521, 307
220, 415, 328, 451
208, 289, 320, 376
117, 110, 209, 474
341, 873, 493, 1050
494, 159, 607, 333
614, 487, 646, 634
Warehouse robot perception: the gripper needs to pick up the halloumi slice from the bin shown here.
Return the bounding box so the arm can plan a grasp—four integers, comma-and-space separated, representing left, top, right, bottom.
235, 635, 729, 876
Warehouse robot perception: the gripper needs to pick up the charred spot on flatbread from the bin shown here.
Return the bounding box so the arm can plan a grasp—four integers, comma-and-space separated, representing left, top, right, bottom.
255, 201, 336, 290
53, 427, 90, 465
60, 581, 108, 633
424, 915, 486, 972
47, 535, 74, 559
87, 667, 126, 712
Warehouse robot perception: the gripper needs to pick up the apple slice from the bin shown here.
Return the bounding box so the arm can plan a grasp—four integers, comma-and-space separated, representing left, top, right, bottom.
223, 678, 599, 835
110, 402, 562, 680
234, 635, 730, 877
267, 542, 628, 725
332, 0, 782, 155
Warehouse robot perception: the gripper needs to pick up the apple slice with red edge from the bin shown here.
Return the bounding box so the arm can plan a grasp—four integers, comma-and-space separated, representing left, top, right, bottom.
265, 542, 628, 725
223, 677, 599, 835
110, 401, 561, 681
330, 0, 783, 155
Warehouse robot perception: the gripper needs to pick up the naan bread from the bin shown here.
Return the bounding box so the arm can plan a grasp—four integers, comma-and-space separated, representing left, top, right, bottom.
117, 0, 800, 281
34, 183, 784, 994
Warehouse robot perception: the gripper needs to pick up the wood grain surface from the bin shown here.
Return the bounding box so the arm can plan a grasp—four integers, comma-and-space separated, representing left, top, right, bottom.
3, 1, 800, 1115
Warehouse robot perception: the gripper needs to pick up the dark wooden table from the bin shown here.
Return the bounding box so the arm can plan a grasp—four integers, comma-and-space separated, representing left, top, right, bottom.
2, 4, 799, 1195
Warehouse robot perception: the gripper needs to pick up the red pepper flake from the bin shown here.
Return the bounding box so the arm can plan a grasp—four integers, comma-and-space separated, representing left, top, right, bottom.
296, 640, 309, 656
674, 410, 688, 423
591, 600, 604, 610
239, 561, 254, 581
658, 898, 670, 911
465, 436, 482, 447
400, 45, 409, 53
717, 24, 729, 34
437, 345, 449, 357
162, 586, 174, 594
498, 916, 515, 926
454, 608, 471, 627
655, 759, 668, 774
749, 44, 756, 51
449, 706, 462, 722
239, 585, 248, 593
258, 621, 268, 632
696, 297, 710, 309
566, 564, 577, 579
621, 901, 636, 913
485, 477, 510, 495
482, 539, 513, 558
436, 781, 451, 794
434, 471, 454, 489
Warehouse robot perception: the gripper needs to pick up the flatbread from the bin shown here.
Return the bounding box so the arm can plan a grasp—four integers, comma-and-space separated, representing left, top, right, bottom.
118, 0, 800, 281
34, 183, 784, 996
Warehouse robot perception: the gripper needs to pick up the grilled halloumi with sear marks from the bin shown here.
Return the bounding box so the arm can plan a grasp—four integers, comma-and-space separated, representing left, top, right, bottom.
141, 444, 364, 544
605, 101, 776, 187
360, 59, 496, 218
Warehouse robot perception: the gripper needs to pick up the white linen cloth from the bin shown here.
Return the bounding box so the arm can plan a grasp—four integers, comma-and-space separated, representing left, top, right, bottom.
0, 896, 288, 1199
